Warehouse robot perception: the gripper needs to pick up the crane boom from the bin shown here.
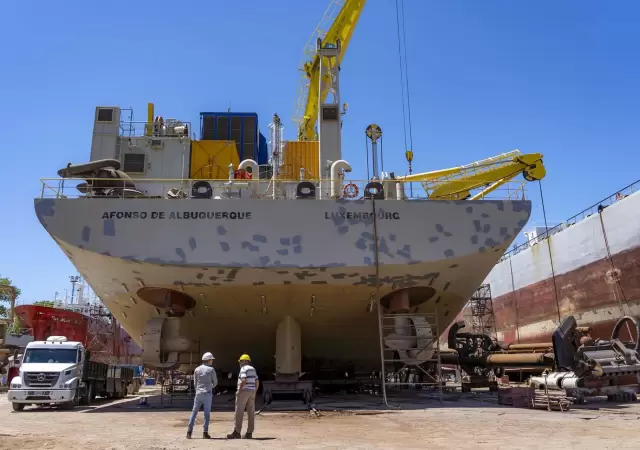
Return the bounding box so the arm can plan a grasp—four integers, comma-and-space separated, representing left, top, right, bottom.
294, 0, 366, 141
395, 150, 546, 200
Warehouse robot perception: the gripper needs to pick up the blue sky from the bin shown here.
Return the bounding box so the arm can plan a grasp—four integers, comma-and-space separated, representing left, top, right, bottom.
1, 0, 639, 303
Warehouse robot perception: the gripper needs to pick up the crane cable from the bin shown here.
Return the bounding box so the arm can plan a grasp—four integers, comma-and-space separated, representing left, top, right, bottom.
395, 0, 414, 194
400, 0, 414, 152
394, 0, 409, 154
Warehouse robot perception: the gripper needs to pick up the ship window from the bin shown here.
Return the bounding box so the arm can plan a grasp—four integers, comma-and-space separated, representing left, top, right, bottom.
123, 153, 146, 173
322, 106, 339, 121
97, 108, 114, 123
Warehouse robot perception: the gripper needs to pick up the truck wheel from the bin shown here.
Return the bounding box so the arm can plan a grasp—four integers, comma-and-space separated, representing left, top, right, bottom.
82, 382, 93, 406
12, 403, 25, 412
61, 389, 79, 410
61, 400, 75, 410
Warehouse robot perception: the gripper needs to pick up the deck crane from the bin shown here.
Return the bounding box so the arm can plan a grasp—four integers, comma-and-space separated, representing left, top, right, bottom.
394, 150, 546, 200
290, 1, 546, 202
293, 0, 366, 142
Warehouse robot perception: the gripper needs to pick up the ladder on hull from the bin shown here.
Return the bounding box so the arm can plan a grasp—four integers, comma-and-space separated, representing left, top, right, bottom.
466, 284, 496, 335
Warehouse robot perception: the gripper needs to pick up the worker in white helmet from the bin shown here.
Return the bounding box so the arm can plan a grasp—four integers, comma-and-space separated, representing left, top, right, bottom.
227, 354, 260, 439
186, 352, 218, 439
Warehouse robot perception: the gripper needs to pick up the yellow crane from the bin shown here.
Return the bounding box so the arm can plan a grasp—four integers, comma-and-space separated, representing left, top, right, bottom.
293, 0, 366, 141
395, 150, 546, 200
291, 1, 547, 200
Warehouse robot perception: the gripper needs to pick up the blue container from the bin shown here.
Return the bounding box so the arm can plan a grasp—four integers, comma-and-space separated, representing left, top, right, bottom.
258, 132, 268, 166
200, 112, 268, 165
145, 377, 156, 385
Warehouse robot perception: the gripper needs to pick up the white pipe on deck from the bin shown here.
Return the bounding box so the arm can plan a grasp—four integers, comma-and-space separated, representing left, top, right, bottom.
330, 160, 352, 199
238, 159, 259, 197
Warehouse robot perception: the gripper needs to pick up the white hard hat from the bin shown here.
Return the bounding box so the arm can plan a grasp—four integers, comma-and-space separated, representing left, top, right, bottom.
202, 352, 215, 361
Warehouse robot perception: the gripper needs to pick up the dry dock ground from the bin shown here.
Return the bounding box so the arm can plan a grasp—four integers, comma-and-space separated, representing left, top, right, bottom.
2, 389, 640, 449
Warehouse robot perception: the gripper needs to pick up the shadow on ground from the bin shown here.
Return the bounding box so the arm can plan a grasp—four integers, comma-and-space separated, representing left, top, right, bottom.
82, 389, 509, 414
5, 389, 640, 417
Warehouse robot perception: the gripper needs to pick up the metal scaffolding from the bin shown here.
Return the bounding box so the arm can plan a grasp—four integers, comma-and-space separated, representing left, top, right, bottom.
465, 284, 496, 336
160, 350, 196, 405
378, 309, 443, 406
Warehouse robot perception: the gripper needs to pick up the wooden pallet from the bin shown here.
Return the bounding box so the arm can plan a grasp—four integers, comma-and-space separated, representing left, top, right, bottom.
532, 389, 572, 411
498, 386, 571, 411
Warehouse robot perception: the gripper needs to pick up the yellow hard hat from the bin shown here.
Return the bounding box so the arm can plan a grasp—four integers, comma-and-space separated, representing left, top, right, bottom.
238, 354, 251, 362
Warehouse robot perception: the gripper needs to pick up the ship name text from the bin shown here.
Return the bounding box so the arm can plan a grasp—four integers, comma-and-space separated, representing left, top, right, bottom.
324, 211, 400, 220
101, 211, 253, 220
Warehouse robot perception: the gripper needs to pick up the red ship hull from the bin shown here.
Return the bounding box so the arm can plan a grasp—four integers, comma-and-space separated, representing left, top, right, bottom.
492, 245, 640, 345
14, 305, 141, 363
486, 188, 640, 346
441, 189, 640, 349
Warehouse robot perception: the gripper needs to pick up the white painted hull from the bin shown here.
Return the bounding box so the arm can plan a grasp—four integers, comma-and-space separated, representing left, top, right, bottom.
35, 197, 531, 374
486, 189, 640, 344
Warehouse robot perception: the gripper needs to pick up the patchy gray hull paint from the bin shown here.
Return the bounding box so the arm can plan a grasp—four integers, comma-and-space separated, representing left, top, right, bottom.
35, 197, 531, 372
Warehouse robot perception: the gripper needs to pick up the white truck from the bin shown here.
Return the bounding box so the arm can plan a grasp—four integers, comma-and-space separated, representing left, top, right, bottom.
7, 336, 133, 411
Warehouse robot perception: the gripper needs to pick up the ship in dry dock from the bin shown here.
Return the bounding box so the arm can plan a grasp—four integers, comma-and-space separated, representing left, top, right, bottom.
12, 279, 142, 365
488, 181, 640, 344
33, 1, 544, 387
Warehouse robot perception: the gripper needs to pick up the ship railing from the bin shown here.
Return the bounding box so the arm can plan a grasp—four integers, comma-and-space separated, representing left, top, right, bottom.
116, 120, 193, 139
39, 176, 533, 202
500, 178, 640, 262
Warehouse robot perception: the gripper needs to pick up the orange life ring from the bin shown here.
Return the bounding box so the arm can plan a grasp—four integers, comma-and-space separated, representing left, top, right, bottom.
343, 183, 359, 199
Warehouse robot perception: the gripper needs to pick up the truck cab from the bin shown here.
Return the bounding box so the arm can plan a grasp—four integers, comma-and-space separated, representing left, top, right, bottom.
7, 336, 85, 411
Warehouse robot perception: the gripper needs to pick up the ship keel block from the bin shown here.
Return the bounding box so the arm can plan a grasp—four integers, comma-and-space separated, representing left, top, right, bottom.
262, 316, 313, 403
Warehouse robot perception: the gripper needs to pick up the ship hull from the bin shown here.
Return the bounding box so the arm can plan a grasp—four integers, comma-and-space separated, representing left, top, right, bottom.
35, 197, 531, 375
13, 305, 141, 364
488, 190, 640, 344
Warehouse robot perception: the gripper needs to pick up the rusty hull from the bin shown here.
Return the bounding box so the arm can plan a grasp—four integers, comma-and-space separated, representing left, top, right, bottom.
493, 244, 640, 344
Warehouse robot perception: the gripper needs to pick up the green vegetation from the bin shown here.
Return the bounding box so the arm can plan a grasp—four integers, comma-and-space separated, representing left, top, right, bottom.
33, 300, 55, 308
0, 275, 21, 319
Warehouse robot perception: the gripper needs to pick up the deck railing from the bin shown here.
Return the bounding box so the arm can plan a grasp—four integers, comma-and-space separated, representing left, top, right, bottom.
500, 179, 640, 261
39, 176, 531, 202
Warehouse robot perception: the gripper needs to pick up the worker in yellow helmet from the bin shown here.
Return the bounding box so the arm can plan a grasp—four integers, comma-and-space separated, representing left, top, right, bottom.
227, 354, 260, 439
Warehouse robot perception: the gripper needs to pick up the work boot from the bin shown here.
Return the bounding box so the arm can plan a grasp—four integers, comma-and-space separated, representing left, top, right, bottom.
227, 430, 241, 439
203, 432, 211, 439
243, 433, 253, 439
186, 431, 192, 439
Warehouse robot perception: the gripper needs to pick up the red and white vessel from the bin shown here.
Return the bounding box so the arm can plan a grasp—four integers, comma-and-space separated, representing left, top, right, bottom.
12, 280, 141, 365
487, 182, 640, 344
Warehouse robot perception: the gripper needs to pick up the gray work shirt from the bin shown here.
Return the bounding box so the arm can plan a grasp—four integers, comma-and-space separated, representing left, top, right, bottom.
194, 364, 218, 395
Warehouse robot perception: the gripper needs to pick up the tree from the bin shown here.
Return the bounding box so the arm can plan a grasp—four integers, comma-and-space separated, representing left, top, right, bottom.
8, 315, 21, 334
0, 275, 21, 319
33, 300, 55, 308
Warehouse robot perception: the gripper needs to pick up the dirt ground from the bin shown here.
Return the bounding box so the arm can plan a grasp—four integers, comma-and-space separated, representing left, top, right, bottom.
2, 389, 640, 449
